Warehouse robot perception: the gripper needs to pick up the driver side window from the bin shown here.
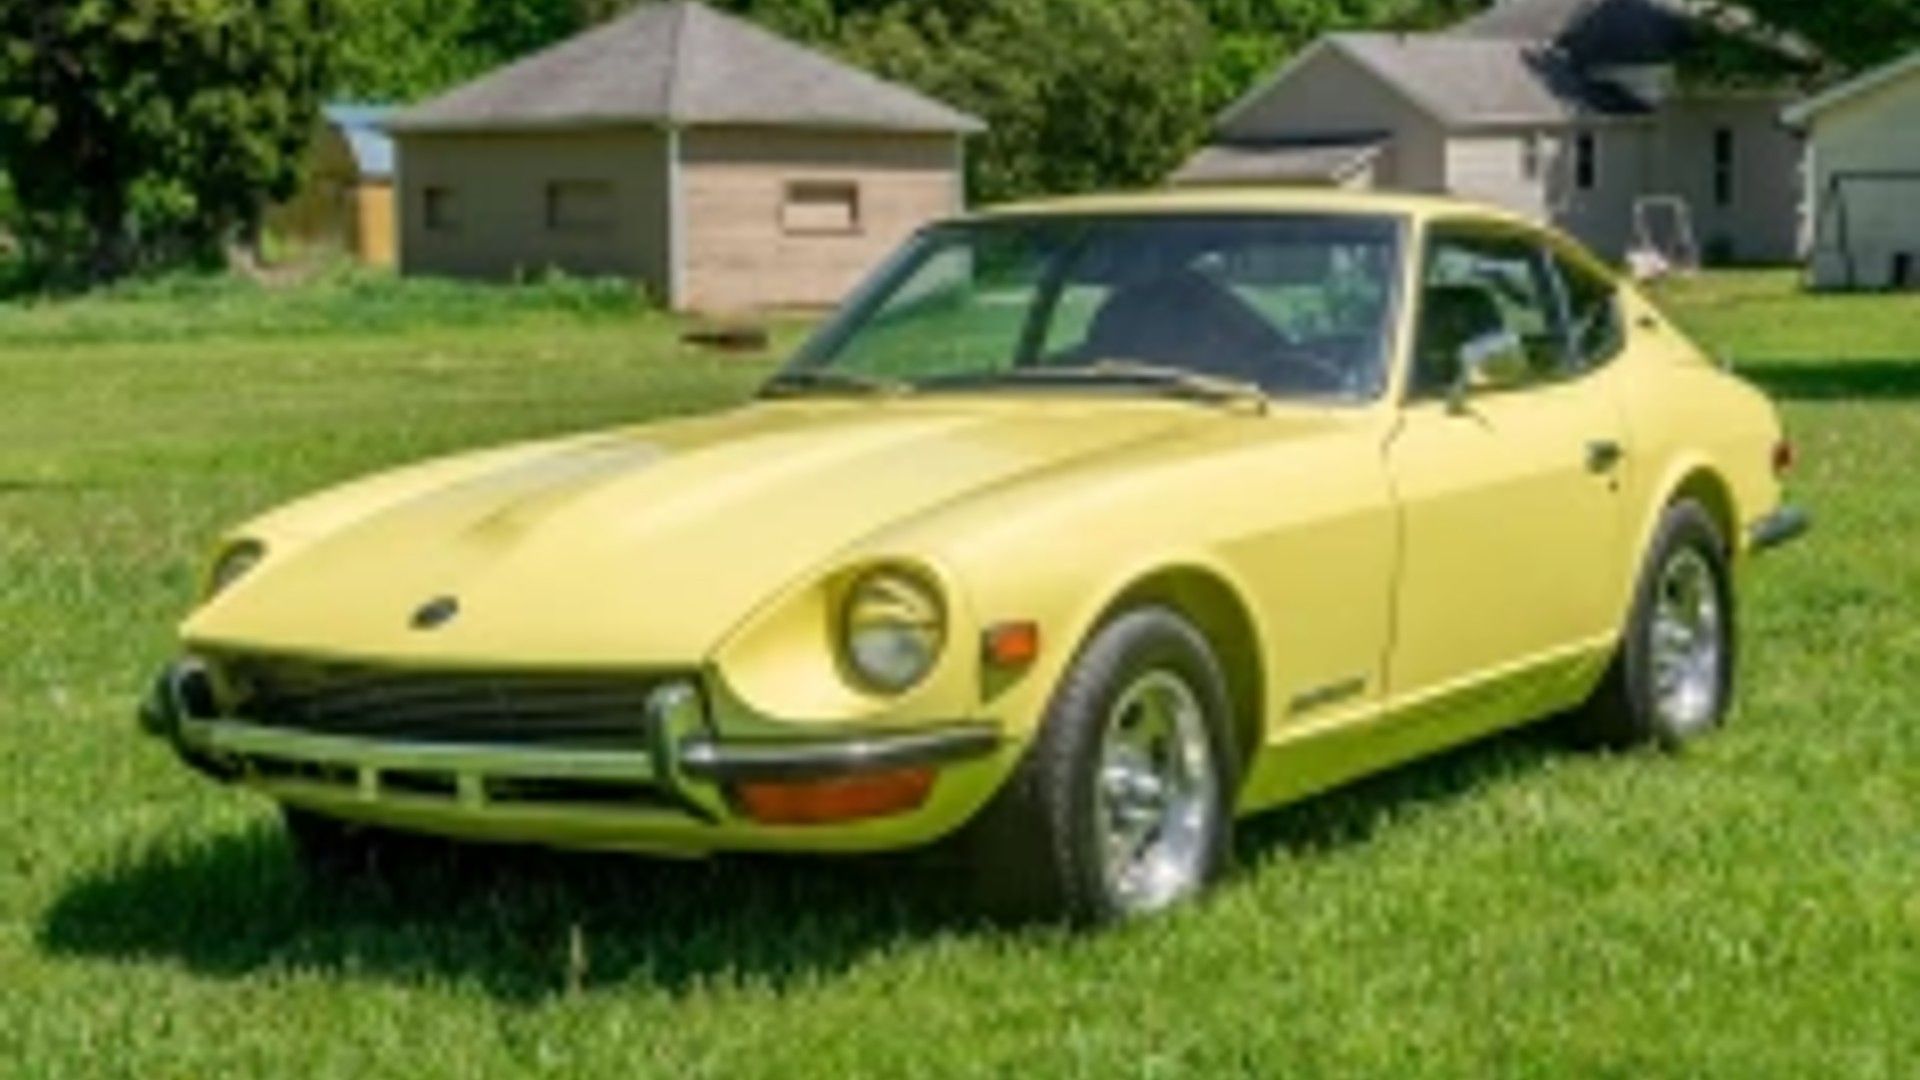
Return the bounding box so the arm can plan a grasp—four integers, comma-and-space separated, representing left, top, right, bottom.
1411, 231, 1567, 399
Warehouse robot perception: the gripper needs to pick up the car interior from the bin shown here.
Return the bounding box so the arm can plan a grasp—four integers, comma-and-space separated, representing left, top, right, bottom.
1043, 256, 1386, 396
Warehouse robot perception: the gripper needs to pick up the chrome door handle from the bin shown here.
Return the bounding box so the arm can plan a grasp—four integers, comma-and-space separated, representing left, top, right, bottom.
1586, 439, 1625, 473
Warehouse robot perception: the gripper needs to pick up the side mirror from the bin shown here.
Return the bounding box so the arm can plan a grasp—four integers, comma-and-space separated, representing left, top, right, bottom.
1448, 328, 1530, 410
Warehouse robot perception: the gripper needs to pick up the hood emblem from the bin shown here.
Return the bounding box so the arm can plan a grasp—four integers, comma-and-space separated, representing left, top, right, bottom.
411, 595, 460, 631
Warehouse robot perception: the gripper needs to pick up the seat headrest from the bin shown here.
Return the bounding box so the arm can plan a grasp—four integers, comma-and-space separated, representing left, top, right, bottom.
1421, 284, 1506, 356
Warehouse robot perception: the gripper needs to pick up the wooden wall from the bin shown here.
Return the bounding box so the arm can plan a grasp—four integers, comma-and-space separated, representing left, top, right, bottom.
679, 127, 962, 312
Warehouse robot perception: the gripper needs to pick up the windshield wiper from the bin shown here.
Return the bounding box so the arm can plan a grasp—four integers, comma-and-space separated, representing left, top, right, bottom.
761, 368, 913, 399
955, 359, 1269, 412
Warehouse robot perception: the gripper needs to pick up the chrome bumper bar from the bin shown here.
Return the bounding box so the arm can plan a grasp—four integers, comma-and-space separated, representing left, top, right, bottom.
141, 659, 1000, 816
679, 725, 1002, 782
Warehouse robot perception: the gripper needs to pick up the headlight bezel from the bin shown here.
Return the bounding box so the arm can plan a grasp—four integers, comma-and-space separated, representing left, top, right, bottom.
837, 565, 947, 695
203, 539, 266, 600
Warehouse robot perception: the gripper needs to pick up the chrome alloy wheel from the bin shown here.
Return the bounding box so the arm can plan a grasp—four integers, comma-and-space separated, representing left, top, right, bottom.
1094, 668, 1219, 914
1650, 546, 1724, 737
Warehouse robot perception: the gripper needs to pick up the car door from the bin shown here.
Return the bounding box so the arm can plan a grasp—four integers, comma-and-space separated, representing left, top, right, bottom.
1383, 223, 1627, 717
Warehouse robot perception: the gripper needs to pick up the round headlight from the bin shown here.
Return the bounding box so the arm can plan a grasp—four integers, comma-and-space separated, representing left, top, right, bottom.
841, 568, 944, 693
205, 540, 265, 599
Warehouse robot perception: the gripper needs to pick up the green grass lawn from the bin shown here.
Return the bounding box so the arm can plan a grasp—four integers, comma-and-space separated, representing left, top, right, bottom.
2, 270, 1914, 1077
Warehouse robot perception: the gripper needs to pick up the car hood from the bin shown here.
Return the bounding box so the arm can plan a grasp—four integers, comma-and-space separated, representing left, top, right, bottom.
184, 398, 1271, 665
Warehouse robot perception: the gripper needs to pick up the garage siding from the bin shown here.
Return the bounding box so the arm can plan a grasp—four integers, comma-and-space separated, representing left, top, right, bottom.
397, 129, 672, 297
1804, 70, 1920, 289
1654, 96, 1804, 265
678, 128, 960, 312
1446, 133, 1557, 222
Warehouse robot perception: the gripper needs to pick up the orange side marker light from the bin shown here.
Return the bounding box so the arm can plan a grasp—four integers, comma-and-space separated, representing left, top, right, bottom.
983, 621, 1041, 668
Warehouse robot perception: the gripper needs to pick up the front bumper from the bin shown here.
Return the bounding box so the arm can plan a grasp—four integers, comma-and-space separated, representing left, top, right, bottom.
1748, 504, 1810, 553
141, 660, 1006, 855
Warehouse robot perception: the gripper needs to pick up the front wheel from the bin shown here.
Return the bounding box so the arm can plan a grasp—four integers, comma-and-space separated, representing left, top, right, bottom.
1573, 499, 1735, 748
962, 607, 1237, 924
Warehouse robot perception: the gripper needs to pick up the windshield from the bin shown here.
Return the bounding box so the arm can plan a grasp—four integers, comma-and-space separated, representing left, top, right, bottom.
778, 214, 1404, 402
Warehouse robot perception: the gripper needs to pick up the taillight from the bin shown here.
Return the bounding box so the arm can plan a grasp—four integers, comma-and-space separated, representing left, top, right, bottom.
1773, 438, 1796, 476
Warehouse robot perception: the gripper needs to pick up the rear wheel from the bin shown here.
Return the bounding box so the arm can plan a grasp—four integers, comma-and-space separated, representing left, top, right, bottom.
963, 607, 1236, 924
1573, 499, 1734, 748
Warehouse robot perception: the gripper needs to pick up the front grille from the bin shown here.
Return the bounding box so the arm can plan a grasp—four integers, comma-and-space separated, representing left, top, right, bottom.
218, 655, 667, 750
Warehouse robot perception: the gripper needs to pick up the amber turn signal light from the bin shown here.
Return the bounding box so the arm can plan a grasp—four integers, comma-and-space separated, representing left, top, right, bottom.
732, 767, 935, 825
983, 620, 1040, 667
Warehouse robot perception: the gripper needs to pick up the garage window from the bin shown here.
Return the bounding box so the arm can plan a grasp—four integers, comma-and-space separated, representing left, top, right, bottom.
782, 181, 860, 235
547, 180, 616, 232
423, 186, 457, 231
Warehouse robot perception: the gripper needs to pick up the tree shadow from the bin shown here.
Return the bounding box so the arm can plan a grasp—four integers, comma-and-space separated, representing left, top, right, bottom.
39, 826, 994, 1003
1737, 359, 1920, 401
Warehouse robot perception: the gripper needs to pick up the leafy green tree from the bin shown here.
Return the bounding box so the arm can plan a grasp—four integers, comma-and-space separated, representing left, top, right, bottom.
332, 0, 589, 100
837, 0, 1213, 201
1731, 0, 1920, 73
0, 0, 334, 282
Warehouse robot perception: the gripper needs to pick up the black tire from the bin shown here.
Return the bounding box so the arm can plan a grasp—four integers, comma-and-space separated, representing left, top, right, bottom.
282, 806, 435, 880
1571, 499, 1735, 749
959, 606, 1238, 924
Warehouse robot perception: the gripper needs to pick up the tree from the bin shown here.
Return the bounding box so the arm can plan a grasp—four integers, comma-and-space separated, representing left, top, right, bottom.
1730, 0, 1920, 73
838, 0, 1214, 202
331, 0, 589, 101
0, 0, 335, 282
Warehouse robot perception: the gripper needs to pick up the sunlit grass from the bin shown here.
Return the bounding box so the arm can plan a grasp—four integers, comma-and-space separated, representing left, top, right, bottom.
1, 272, 1914, 1076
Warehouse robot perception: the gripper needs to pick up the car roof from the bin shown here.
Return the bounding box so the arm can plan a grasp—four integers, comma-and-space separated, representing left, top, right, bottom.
971, 187, 1539, 230
965, 186, 1615, 277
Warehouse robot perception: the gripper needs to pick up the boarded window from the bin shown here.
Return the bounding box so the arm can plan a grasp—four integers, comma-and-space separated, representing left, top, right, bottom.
546, 180, 616, 232
1574, 132, 1599, 191
1713, 128, 1735, 207
782, 181, 860, 235
423, 186, 457, 231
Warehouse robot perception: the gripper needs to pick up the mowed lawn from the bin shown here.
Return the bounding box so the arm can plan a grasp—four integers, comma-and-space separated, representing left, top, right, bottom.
1, 270, 1914, 1077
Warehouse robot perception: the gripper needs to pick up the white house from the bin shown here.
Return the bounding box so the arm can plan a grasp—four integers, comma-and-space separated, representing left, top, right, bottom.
1177, 0, 1810, 265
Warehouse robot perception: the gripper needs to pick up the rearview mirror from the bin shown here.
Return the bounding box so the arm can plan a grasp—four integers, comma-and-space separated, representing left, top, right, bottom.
1449, 329, 1530, 410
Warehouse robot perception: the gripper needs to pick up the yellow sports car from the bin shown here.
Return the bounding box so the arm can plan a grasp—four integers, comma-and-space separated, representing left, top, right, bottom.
142, 189, 1805, 923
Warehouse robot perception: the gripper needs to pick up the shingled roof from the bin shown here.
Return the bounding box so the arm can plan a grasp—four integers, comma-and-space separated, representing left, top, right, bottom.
388, 1, 983, 135
1332, 32, 1650, 123
1215, 31, 1651, 135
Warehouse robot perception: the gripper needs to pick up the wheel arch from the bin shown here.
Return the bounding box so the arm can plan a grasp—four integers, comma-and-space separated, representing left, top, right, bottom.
1670, 467, 1738, 554
1097, 565, 1266, 772
1610, 458, 1742, 632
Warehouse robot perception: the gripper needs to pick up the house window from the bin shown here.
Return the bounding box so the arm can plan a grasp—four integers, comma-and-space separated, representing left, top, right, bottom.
546, 180, 616, 232
1574, 132, 1599, 191
1522, 133, 1544, 181
1713, 127, 1735, 207
782, 180, 860, 235
423, 185, 457, 231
